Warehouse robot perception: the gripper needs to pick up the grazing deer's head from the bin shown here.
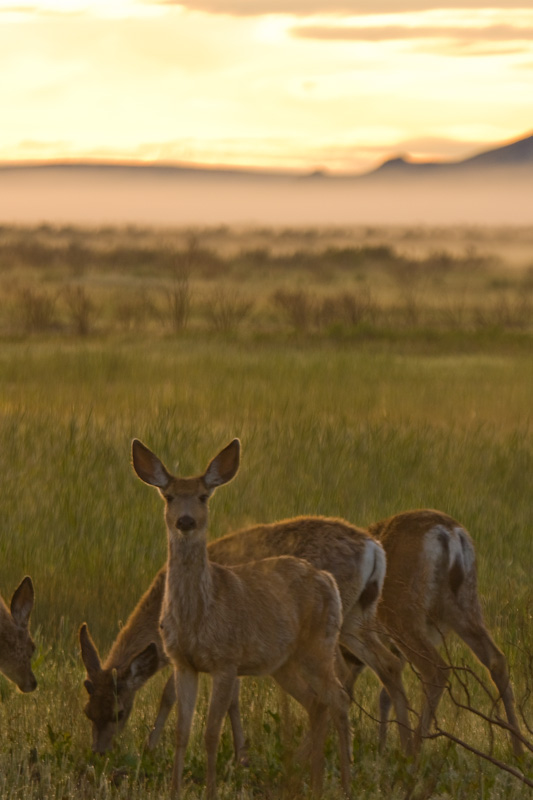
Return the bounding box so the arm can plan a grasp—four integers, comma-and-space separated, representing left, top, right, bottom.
0, 576, 37, 693
79, 623, 159, 753
131, 438, 240, 540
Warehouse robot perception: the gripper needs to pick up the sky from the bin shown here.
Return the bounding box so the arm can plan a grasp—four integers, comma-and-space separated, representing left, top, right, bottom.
1, 0, 533, 174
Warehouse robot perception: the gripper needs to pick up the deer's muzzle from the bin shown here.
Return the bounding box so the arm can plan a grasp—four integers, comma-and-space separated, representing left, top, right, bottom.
177, 515, 196, 532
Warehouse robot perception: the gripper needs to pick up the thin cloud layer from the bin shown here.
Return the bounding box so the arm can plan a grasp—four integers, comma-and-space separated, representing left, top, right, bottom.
1, 0, 531, 173
153, 0, 533, 16
291, 23, 533, 43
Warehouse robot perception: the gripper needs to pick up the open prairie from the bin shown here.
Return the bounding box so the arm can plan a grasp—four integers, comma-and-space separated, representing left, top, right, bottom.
0, 224, 532, 799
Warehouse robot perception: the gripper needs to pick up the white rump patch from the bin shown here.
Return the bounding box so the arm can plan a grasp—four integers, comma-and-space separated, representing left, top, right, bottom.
362, 538, 386, 596
453, 526, 476, 573
424, 524, 475, 577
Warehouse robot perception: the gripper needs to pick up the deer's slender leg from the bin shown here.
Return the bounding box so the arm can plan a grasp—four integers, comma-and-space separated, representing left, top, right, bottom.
340, 623, 412, 755
227, 677, 249, 765
205, 668, 239, 800
453, 617, 524, 756
148, 673, 176, 750
172, 666, 198, 798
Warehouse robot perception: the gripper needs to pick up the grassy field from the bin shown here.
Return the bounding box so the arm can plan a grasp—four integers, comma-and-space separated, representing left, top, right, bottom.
0, 225, 532, 799
0, 223, 532, 339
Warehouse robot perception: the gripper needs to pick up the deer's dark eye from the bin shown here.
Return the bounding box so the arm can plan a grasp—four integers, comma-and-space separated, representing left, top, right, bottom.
199, 494, 209, 504
164, 494, 173, 503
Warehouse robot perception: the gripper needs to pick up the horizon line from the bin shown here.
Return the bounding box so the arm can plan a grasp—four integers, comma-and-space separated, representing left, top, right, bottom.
0, 128, 531, 177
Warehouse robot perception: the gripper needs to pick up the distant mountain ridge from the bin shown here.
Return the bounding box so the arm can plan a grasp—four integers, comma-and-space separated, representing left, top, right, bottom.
0, 131, 531, 226
1, 131, 532, 180
369, 132, 533, 177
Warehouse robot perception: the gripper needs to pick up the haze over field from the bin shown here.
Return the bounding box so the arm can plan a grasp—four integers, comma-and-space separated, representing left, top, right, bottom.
1, 135, 532, 226
1, 1, 532, 225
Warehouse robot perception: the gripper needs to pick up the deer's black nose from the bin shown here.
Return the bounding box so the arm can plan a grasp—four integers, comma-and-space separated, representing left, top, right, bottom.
177, 515, 196, 532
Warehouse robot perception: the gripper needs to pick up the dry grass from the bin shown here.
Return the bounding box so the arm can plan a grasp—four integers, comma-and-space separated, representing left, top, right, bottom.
0, 224, 532, 798
0, 223, 532, 340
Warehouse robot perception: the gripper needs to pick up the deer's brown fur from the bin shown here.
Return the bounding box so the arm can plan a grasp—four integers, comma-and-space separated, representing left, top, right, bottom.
79, 571, 165, 753
81, 507, 523, 762
368, 509, 523, 755
82, 521, 412, 758
132, 437, 353, 799
0, 576, 37, 693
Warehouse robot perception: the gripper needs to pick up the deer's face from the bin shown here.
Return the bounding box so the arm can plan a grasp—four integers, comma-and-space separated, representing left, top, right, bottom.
0, 576, 37, 693
131, 437, 241, 541
83, 670, 134, 754
0, 621, 37, 693
79, 624, 160, 754
161, 477, 211, 539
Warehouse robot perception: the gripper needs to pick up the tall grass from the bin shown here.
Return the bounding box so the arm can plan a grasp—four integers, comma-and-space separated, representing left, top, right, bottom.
1, 339, 531, 638
0, 231, 532, 797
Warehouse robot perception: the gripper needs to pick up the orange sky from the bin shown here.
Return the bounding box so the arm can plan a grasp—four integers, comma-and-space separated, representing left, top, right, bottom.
1, 1, 532, 173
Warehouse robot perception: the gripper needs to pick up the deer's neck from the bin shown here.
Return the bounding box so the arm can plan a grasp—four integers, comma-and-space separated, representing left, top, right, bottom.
166, 531, 213, 624
105, 568, 167, 670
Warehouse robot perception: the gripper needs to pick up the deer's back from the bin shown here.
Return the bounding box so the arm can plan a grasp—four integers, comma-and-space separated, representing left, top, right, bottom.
164, 555, 341, 677
369, 509, 479, 640
209, 515, 375, 615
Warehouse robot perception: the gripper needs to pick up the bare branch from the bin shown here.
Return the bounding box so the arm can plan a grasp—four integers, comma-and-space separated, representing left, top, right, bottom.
432, 725, 533, 790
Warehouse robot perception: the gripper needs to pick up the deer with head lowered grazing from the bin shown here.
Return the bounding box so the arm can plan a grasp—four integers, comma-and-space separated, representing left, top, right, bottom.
79, 571, 250, 757
80, 505, 524, 762
0, 576, 37, 693
368, 509, 524, 756
80, 514, 412, 759
79, 573, 163, 754
132, 437, 354, 799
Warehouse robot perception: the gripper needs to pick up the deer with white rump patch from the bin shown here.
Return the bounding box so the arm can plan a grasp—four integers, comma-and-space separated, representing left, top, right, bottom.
132, 437, 354, 798
368, 509, 524, 756
80, 506, 523, 762
0, 576, 37, 693
80, 517, 412, 760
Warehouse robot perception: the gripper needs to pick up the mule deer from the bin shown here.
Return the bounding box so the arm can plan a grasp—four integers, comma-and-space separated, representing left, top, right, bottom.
0, 576, 37, 693
368, 509, 524, 756
79, 570, 165, 753
132, 437, 353, 798
80, 508, 523, 762
80, 521, 412, 756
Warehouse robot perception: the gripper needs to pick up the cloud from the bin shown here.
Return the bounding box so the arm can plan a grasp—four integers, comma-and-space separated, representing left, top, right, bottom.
0, 5, 38, 11
152, 0, 533, 17
0, 3, 85, 15
290, 23, 533, 44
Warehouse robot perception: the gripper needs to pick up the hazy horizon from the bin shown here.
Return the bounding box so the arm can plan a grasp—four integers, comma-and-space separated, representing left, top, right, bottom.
3, 1, 533, 227
1, 163, 531, 226
0, 126, 531, 177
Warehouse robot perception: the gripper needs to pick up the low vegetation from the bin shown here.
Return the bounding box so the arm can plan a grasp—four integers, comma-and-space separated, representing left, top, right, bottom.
0, 224, 531, 798
0, 223, 532, 341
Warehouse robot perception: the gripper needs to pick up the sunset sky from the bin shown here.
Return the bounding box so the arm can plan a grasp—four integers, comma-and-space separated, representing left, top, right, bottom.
1, 1, 532, 174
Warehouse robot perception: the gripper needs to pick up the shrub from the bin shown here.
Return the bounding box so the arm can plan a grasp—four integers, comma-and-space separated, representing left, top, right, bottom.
168, 266, 191, 333
15, 286, 59, 333
113, 289, 157, 332
318, 288, 376, 328
205, 290, 254, 332
63, 285, 97, 336
271, 289, 317, 331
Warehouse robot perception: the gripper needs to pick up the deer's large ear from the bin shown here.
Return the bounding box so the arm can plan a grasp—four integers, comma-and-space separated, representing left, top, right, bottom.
79, 623, 102, 680
131, 439, 171, 488
10, 576, 34, 627
125, 643, 160, 691
204, 439, 240, 491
